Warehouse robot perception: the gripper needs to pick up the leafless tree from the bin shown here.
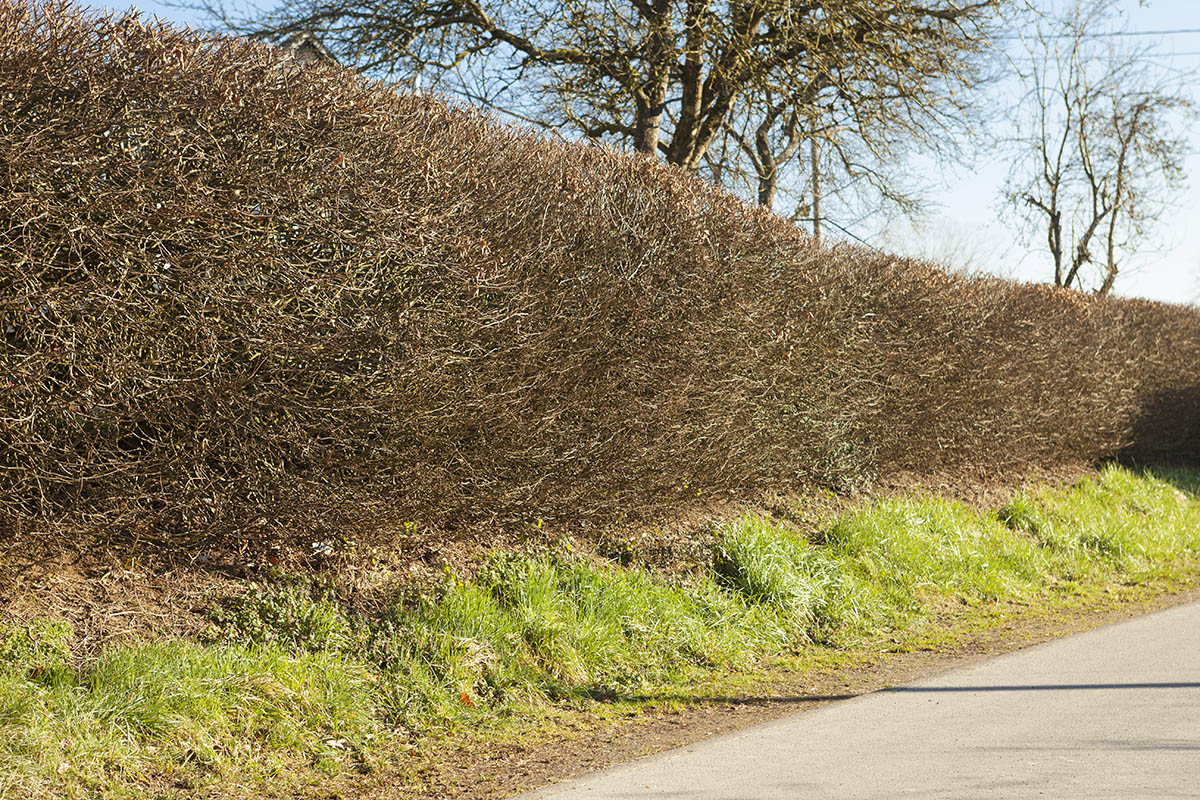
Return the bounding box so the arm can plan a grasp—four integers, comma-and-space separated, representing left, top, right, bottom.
1003, 0, 1195, 295
198, 0, 1004, 183
717, 89, 951, 237
698, 5, 1006, 242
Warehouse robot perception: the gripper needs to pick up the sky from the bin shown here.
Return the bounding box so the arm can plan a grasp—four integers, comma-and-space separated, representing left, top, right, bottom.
873, 0, 1200, 306
114, 0, 1200, 305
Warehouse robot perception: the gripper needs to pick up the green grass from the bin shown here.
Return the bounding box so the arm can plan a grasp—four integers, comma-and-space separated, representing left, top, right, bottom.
2, 464, 1199, 798
0, 640, 378, 799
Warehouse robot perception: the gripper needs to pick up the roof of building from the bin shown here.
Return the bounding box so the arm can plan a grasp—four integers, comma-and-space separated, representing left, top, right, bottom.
278, 31, 338, 66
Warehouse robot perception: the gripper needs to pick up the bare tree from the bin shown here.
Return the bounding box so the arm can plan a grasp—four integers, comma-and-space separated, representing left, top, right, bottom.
720, 94, 805, 209
715, 79, 967, 242
1003, 0, 1195, 294
703, 4, 1006, 244
200, 0, 1004, 177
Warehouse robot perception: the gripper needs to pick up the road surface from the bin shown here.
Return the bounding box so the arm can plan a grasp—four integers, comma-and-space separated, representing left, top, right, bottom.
521, 601, 1200, 799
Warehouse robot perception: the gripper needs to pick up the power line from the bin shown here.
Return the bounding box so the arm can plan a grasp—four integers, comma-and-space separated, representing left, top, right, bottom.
794, 217, 884, 252
995, 27, 1200, 41
1007, 48, 1200, 59
1006, 48, 1200, 62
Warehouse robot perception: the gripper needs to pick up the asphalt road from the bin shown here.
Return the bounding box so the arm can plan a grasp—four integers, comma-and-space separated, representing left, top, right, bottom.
521, 601, 1200, 799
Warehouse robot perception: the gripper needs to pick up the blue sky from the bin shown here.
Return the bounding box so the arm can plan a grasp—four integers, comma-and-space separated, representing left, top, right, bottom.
116, 0, 1200, 304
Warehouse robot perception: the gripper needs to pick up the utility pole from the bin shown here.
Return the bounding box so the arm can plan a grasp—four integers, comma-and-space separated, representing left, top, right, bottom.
810, 133, 822, 242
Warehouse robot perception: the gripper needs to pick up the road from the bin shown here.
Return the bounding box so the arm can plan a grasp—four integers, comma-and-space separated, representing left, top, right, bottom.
521, 601, 1200, 799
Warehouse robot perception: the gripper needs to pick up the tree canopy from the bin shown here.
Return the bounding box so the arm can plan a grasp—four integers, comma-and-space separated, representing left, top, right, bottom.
207, 0, 1004, 196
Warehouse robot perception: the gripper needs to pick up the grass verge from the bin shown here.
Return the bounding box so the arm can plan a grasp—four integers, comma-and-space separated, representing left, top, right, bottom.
2, 464, 1199, 799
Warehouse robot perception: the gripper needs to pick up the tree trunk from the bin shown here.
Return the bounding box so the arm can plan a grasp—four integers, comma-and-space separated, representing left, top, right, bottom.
633, 91, 666, 155
666, 1, 704, 167
757, 171, 778, 208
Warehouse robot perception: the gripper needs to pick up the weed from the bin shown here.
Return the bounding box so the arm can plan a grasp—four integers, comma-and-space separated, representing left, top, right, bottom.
206, 582, 357, 654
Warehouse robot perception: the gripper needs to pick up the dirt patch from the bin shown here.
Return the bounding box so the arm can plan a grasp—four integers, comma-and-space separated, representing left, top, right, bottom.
346, 575, 1200, 800
0, 544, 236, 655
0, 462, 1093, 650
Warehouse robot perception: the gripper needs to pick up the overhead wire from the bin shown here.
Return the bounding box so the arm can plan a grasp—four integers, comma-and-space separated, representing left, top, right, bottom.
994, 27, 1200, 41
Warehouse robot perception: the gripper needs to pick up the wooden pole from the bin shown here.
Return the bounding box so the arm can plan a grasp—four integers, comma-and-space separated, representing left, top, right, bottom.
810, 134, 821, 242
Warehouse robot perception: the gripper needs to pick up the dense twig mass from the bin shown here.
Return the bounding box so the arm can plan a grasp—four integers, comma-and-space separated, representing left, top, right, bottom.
1, 1, 1197, 554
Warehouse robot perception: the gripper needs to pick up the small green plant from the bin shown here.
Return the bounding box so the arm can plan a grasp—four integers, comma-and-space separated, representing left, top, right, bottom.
997, 493, 1044, 534
206, 582, 357, 654
0, 619, 73, 683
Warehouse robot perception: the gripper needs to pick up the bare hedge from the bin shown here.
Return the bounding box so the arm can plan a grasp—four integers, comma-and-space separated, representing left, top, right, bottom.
2, 0, 1197, 551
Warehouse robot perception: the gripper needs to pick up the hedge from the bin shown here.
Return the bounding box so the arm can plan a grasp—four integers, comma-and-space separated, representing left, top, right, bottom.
2, 0, 1197, 551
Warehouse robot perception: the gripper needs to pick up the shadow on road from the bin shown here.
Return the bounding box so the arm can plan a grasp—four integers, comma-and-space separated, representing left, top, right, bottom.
584, 690, 861, 705
591, 681, 1200, 706
881, 682, 1200, 692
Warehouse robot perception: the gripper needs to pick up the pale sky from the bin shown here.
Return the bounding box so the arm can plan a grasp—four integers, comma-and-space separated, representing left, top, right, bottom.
118, 0, 1200, 304
874, 0, 1200, 306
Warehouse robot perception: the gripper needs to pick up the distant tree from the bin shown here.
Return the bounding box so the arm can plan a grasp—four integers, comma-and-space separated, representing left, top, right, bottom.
1002, 0, 1195, 294
878, 217, 1012, 277
201, 0, 1005, 188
